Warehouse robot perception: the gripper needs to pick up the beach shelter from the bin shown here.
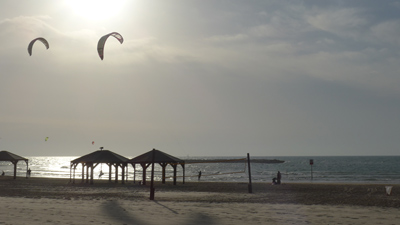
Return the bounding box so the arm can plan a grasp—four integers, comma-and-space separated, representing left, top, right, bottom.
70, 149, 129, 184
129, 149, 185, 185
0, 150, 29, 179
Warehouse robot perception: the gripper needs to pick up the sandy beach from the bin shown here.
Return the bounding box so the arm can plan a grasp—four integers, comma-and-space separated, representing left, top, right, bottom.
1, 177, 400, 224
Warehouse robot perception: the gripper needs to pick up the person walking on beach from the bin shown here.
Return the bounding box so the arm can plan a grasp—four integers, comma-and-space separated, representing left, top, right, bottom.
1, 170, 4, 176
27, 168, 31, 177
198, 171, 202, 181
277, 171, 281, 184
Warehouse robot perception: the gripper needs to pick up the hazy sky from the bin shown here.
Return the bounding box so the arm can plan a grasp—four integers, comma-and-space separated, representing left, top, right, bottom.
1, 0, 400, 157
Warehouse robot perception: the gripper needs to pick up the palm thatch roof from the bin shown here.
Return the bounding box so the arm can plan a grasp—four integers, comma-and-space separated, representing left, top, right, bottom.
71, 150, 129, 164
129, 149, 184, 164
0, 151, 28, 162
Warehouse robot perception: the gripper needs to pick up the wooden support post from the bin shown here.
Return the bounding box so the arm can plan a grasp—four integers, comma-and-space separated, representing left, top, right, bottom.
172, 164, 177, 185
133, 164, 136, 184
141, 163, 150, 185
121, 164, 125, 184
109, 163, 112, 182
86, 165, 89, 183
161, 163, 166, 184
115, 164, 119, 183
247, 153, 253, 193
81, 163, 84, 183
150, 149, 156, 200
90, 164, 94, 184
125, 165, 128, 182
13, 162, 17, 179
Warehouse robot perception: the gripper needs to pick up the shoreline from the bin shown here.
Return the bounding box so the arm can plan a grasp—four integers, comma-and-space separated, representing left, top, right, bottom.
2, 174, 399, 185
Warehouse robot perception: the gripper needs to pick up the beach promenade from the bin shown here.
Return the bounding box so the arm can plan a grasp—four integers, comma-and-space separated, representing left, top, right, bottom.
1, 177, 400, 224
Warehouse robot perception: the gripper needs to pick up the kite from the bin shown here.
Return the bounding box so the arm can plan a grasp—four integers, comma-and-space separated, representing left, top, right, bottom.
92, 141, 95, 145
97, 32, 124, 60
28, 37, 49, 56
45, 137, 49, 141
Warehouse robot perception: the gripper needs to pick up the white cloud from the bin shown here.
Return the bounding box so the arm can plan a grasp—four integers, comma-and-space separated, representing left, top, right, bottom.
0, 15, 56, 38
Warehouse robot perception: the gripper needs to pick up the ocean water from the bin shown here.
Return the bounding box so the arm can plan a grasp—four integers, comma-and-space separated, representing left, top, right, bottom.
1, 156, 400, 184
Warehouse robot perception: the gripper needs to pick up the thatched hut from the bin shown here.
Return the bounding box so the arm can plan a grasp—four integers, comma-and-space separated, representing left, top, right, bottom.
0, 150, 29, 179
70, 149, 129, 184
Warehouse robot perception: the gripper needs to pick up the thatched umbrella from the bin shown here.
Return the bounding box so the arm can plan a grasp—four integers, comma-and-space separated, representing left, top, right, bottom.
0, 150, 29, 179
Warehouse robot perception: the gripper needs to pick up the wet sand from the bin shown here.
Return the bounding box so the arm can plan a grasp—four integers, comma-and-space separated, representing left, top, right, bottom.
1, 177, 400, 224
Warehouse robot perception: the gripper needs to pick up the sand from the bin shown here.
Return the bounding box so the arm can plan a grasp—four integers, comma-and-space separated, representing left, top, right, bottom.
1, 177, 400, 224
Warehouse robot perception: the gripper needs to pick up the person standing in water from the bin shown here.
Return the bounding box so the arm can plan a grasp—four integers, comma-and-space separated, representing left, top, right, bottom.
277, 171, 281, 184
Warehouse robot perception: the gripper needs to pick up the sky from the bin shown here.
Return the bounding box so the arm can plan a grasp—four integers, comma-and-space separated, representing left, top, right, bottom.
1, 0, 400, 157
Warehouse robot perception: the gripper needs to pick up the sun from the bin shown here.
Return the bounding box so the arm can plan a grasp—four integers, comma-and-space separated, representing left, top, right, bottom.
65, 0, 126, 21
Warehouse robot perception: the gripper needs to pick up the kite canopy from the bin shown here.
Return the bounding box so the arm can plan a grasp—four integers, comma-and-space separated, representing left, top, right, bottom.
97, 32, 124, 60
28, 37, 49, 56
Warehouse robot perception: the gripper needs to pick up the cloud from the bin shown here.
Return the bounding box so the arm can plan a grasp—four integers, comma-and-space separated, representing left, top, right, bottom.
0, 15, 56, 39
307, 8, 367, 40
204, 34, 248, 43
369, 19, 400, 46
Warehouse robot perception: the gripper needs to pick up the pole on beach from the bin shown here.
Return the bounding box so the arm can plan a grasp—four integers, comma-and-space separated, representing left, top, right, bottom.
13, 162, 17, 179
247, 153, 253, 193
150, 149, 156, 200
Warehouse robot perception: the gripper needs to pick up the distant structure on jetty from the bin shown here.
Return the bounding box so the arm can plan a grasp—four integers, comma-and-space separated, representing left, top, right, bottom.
250, 159, 284, 163
185, 158, 284, 164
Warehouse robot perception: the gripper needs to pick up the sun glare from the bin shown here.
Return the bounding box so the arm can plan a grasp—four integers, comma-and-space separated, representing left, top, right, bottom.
65, 0, 126, 21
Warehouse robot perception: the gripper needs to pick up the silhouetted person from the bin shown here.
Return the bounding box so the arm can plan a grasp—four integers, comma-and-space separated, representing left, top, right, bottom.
277, 171, 281, 184
27, 168, 31, 177
1, 170, 4, 176
198, 171, 202, 181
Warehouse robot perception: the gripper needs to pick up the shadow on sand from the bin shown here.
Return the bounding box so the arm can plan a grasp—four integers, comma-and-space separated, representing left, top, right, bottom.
101, 200, 218, 225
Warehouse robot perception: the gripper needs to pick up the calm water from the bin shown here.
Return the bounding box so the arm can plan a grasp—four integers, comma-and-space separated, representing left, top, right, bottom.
1, 156, 400, 184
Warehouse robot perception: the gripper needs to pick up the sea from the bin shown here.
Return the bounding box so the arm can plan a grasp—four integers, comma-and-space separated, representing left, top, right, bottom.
1, 156, 400, 184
